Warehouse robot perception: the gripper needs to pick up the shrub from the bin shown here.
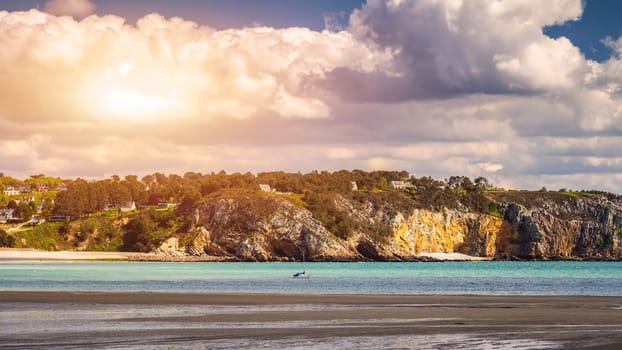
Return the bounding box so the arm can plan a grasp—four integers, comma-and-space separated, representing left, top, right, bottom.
0, 229, 15, 247
304, 191, 354, 239
14, 224, 66, 250
122, 209, 173, 252
77, 220, 97, 241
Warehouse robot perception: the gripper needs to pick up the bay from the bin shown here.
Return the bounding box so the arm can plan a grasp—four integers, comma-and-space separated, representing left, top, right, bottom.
1, 261, 621, 296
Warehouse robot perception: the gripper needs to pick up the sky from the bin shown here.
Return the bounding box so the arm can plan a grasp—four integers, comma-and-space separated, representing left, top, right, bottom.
1, 0, 622, 192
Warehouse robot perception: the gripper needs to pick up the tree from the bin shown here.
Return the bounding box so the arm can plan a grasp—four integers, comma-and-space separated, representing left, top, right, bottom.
53, 179, 90, 217
108, 182, 131, 208
461, 177, 475, 191
148, 193, 161, 206
0, 229, 15, 247
123, 175, 143, 202
90, 181, 109, 213
123, 210, 170, 252
13, 202, 33, 221
447, 176, 464, 189
177, 189, 201, 217
474, 177, 490, 189
141, 174, 155, 186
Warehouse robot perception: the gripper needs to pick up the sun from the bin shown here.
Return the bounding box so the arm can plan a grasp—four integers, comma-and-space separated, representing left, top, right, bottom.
86, 61, 185, 120
117, 61, 133, 76
101, 88, 181, 119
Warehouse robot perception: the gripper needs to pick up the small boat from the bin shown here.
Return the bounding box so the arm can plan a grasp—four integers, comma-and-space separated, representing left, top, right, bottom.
292, 270, 310, 279
292, 250, 311, 278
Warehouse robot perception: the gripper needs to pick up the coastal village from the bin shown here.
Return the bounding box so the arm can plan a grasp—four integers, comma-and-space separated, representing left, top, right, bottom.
0, 173, 419, 226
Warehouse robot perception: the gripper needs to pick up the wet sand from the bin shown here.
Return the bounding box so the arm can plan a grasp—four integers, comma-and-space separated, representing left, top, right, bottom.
1, 291, 621, 349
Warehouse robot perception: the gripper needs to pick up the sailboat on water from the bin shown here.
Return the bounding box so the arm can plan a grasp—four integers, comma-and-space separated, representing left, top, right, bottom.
292, 250, 311, 279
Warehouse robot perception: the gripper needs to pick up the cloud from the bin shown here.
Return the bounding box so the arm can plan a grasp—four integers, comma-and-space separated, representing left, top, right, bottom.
603, 36, 622, 57
2, 2, 622, 194
0, 11, 389, 124
45, 0, 96, 19
325, 0, 587, 101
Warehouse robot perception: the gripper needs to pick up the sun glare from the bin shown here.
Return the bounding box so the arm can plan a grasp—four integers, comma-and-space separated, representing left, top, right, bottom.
83, 61, 186, 120
101, 88, 182, 119
117, 61, 133, 76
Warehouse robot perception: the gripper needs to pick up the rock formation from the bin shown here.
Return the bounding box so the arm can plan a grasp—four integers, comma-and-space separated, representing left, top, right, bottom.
154, 191, 622, 261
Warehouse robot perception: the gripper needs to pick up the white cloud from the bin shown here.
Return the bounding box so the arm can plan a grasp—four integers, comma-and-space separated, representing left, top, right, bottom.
337, 0, 587, 99
45, 0, 96, 19
494, 36, 585, 91
478, 163, 504, 173
0, 11, 389, 123
2, 1, 622, 194
603, 36, 622, 56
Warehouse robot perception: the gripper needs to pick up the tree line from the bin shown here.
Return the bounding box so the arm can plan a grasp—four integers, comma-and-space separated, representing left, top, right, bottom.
47, 170, 499, 218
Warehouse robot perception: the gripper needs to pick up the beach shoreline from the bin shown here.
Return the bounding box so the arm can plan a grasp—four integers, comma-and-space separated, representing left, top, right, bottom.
0, 248, 490, 262
1, 291, 621, 349
0, 248, 145, 261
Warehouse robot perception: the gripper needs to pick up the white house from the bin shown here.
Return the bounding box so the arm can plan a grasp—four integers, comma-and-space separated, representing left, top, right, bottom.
119, 201, 137, 212
390, 181, 412, 190
3, 186, 20, 196
0, 208, 14, 223
351, 181, 358, 191
158, 202, 177, 209
259, 184, 273, 192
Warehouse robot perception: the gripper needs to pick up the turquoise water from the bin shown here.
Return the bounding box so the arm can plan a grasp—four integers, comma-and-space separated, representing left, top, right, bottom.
1, 261, 621, 295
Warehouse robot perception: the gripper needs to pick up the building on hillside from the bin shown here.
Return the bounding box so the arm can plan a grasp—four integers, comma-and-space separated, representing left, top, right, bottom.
158, 202, 178, 209
259, 184, 273, 192
390, 181, 412, 190
351, 181, 358, 191
0, 208, 14, 223
35, 183, 49, 192
47, 215, 70, 222
31, 215, 42, 225
3, 186, 20, 196
19, 186, 31, 193
56, 184, 68, 191
119, 201, 137, 212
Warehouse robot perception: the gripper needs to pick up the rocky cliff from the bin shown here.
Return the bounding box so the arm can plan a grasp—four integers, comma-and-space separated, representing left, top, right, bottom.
156, 190, 622, 261
190, 194, 356, 261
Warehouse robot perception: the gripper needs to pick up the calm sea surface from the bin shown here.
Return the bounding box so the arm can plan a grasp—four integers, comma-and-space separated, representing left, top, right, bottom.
1, 261, 621, 295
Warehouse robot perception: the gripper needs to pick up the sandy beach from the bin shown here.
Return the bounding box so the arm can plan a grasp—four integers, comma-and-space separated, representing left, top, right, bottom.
0, 248, 145, 261
1, 291, 621, 349
0, 248, 217, 262
0, 248, 488, 262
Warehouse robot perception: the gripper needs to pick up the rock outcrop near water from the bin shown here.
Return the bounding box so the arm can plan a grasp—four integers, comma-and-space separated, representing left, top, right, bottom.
159, 190, 622, 261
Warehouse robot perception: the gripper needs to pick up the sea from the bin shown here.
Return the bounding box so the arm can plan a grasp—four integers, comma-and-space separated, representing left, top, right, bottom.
2, 261, 622, 349
1, 261, 621, 295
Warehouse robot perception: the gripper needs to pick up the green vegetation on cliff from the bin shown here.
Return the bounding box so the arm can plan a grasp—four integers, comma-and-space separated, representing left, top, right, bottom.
1, 170, 621, 261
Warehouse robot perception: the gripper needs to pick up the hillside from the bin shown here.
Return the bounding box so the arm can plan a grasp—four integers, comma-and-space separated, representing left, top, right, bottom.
1, 171, 621, 261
